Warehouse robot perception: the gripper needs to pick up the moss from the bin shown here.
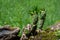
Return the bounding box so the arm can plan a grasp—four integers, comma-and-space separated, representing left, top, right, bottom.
28, 29, 58, 40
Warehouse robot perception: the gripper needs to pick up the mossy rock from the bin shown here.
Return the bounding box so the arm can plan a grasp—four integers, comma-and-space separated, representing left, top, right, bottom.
28, 30, 58, 40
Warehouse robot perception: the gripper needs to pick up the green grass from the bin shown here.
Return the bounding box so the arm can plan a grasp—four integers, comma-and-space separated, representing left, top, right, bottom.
0, 0, 60, 30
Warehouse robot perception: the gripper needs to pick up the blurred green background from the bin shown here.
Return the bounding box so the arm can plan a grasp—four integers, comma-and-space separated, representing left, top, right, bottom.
0, 0, 60, 30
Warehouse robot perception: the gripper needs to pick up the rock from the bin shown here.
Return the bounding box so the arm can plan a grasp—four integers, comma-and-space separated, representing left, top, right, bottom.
20, 32, 28, 40
0, 25, 20, 40
50, 22, 60, 31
